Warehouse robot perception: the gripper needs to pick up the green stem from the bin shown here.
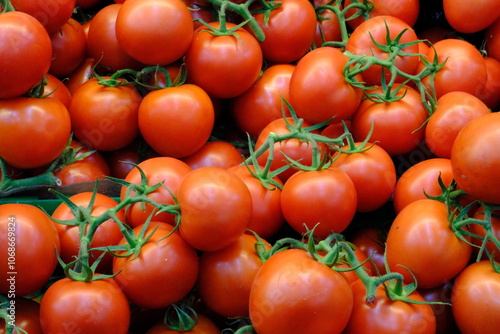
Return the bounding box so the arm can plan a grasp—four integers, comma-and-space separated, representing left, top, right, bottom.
0, 0, 15, 12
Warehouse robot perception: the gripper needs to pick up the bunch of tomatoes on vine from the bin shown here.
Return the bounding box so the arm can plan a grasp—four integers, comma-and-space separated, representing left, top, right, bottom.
1, 0, 500, 333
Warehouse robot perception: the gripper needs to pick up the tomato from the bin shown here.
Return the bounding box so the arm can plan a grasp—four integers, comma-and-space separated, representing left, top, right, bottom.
115, 0, 194, 65
69, 77, 142, 151
146, 314, 220, 334
39, 278, 130, 334
181, 141, 244, 170
393, 158, 454, 214
419, 282, 459, 334
120, 157, 192, 228
443, 0, 500, 33
69, 139, 111, 176
334, 246, 372, 285
425, 91, 491, 159
386, 199, 472, 289
113, 222, 199, 309
87, 4, 145, 72
485, 17, 500, 62
344, 0, 420, 29
249, 0, 317, 64
452, 261, 500, 333
470, 207, 500, 262
330, 142, 396, 212
451, 112, 500, 204
185, 22, 263, 99
184, 0, 215, 30
49, 18, 87, 78
230, 64, 295, 139
249, 248, 353, 334
348, 227, 387, 276
420, 38, 487, 99
478, 56, 500, 111
228, 165, 285, 239
343, 279, 436, 334
0, 97, 71, 169
0, 11, 52, 99
177, 167, 253, 252
43, 74, 73, 109
313, 0, 342, 48
10, 0, 76, 34
0, 298, 42, 334
289, 46, 363, 125
64, 58, 98, 96
138, 84, 215, 158
105, 143, 158, 180
0, 204, 60, 297
281, 167, 357, 238
351, 85, 428, 156
54, 161, 109, 186
197, 233, 270, 318
417, 26, 460, 44
345, 15, 420, 86
51, 192, 125, 273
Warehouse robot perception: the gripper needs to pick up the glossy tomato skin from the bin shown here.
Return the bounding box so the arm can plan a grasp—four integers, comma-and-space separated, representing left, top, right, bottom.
43, 73, 73, 109
348, 227, 387, 276
69, 77, 142, 151
0, 97, 71, 169
386, 199, 472, 289
249, 249, 353, 334
451, 112, 500, 204
343, 279, 436, 334
177, 167, 253, 252
146, 314, 220, 334
115, 0, 194, 65
10, 0, 76, 34
0, 297, 43, 334
289, 47, 363, 124
281, 167, 357, 238
0, 204, 60, 297
53, 161, 109, 186
39, 278, 130, 334
138, 84, 215, 158
444, 0, 500, 33
113, 222, 199, 309
478, 56, 500, 111
485, 18, 500, 62
0, 12, 52, 99
452, 260, 500, 333
49, 18, 87, 78
313, 0, 342, 48
344, 0, 420, 29
185, 22, 263, 99
64, 58, 98, 95
181, 141, 244, 170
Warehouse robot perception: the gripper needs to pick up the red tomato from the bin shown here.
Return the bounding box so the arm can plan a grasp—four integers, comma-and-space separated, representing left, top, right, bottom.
0, 204, 60, 297
230, 64, 295, 139
344, 0, 420, 29
485, 18, 500, 62
181, 141, 244, 170
43, 74, 73, 109
425, 91, 491, 159
49, 18, 87, 78
113, 222, 199, 309
69, 77, 142, 151
348, 227, 387, 276
10, 0, 76, 34
177, 167, 253, 252
452, 260, 500, 333
289, 47, 363, 124
444, 0, 500, 33
343, 279, 436, 334
0, 298, 42, 334
281, 167, 357, 238
393, 158, 454, 214
334, 246, 373, 285
478, 56, 500, 111
249, 0, 317, 64
69, 139, 111, 176
120, 157, 192, 227
184, 0, 214, 30
54, 161, 109, 186
249, 249, 353, 334
470, 207, 500, 262
51, 192, 125, 273
115, 0, 194, 65
138, 84, 215, 158
451, 112, 500, 204
313, 0, 342, 48
64, 58, 98, 96
331, 142, 396, 212
419, 282, 459, 334
146, 314, 220, 334
386, 199, 472, 289
185, 22, 263, 99
345, 15, 420, 86
39, 278, 130, 334
0, 11, 52, 99
0, 97, 71, 169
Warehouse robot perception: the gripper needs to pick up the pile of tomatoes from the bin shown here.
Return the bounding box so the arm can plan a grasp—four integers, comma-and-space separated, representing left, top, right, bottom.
1, 0, 500, 333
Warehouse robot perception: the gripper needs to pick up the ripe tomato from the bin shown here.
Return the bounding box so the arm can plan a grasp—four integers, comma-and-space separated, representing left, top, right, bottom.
64, 58, 98, 96
113, 222, 199, 309
68, 139, 111, 176
443, 0, 500, 33
485, 18, 500, 62
39, 278, 130, 334
478, 56, 500, 111
249, 248, 353, 334
0, 297, 43, 334
146, 314, 220, 334
0, 11, 52, 99
43, 74, 73, 109
115, 0, 194, 65
54, 161, 109, 186
386, 199, 472, 289
138, 84, 215, 158
10, 0, 76, 34
451, 112, 500, 204
49, 18, 87, 78
419, 282, 459, 334
470, 207, 500, 262
0, 204, 60, 297
281, 167, 357, 238
348, 227, 387, 276
181, 141, 244, 170
0, 97, 71, 169
313, 0, 342, 48
177, 167, 253, 252
185, 22, 263, 99
425, 91, 491, 159
289, 46, 363, 124
343, 279, 436, 334
344, 0, 420, 29
69, 77, 142, 151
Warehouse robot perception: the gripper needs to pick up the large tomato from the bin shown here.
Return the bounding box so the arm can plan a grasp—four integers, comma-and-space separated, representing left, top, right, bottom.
49, 18, 87, 78
10, 0, 76, 34
249, 248, 353, 334
0, 97, 71, 169
0, 11, 52, 99
443, 0, 500, 33
0, 204, 60, 297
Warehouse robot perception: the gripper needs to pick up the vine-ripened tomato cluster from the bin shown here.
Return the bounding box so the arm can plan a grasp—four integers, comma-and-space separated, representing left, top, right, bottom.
1, 0, 500, 333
